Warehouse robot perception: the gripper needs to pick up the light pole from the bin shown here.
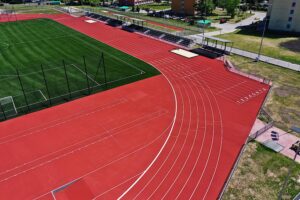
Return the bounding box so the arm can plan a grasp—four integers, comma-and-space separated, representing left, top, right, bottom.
256, 3, 272, 62
278, 142, 300, 200
201, 0, 207, 46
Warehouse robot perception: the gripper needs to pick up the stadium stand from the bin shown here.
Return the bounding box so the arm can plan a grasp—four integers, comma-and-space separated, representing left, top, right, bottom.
85, 11, 195, 48
161, 34, 182, 43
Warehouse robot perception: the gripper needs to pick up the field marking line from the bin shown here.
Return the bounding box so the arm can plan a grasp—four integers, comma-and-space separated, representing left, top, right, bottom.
70, 63, 100, 86
37, 89, 47, 101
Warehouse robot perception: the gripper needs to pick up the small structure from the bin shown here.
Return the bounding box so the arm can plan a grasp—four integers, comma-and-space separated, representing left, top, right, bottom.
196, 20, 211, 28
118, 6, 130, 11
202, 36, 233, 55
130, 17, 145, 27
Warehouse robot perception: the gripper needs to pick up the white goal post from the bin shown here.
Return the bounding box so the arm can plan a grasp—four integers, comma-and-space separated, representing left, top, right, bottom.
0, 96, 18, 117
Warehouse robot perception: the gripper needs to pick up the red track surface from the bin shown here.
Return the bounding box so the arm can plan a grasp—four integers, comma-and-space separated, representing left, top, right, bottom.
0, 14, 270, 200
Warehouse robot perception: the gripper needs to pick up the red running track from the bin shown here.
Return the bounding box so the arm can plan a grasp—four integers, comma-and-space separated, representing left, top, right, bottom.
0, 14, 270, 200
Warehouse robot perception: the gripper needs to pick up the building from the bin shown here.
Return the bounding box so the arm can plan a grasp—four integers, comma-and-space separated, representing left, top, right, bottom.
171, 0, 196, 15
267, 0, 300, 32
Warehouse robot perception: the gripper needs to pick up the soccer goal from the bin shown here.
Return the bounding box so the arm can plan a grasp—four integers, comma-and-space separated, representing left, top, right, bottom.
0, 96, 18, 119
67, 7, 85, 18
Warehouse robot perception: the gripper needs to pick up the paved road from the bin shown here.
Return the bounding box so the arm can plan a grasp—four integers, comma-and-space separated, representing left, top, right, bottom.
190, 11, 266, 37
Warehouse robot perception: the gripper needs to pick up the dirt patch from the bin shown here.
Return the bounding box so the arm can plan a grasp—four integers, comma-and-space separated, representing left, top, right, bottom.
280, 38, 300, 53
274, 86, 300, 97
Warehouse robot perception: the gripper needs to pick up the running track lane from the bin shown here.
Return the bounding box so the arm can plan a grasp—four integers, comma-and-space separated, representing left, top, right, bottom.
0, 14, 270, 200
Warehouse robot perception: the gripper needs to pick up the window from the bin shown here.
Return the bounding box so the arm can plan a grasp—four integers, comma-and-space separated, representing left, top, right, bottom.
290, 10, 294, 14
288, 17, 293, 22
287, 24, 291, 29
292, 2, 296, 7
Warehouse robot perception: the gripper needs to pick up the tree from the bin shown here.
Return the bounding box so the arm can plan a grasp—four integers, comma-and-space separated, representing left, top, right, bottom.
225, 0, 240, 18
194, 0, 215, 17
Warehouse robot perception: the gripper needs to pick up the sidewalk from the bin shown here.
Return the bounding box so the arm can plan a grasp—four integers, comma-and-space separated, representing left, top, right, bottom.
251, 119, 300, 163
190, 11, 266, 37
231, 48, 300, 71
187, 36, 300, 72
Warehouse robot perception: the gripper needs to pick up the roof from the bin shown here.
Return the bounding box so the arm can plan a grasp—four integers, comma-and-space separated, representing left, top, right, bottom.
204, 36, 232, 43
196, 20, 212, 24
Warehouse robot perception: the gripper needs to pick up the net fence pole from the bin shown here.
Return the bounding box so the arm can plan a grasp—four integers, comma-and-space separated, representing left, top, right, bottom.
102, 52, 108, 90
62, 60, 72, 100
83, 56, 91, 95
93, 52, 103, 92
41, 64, 52, 106
16, 68, 30, 112
0, 102, 7, 120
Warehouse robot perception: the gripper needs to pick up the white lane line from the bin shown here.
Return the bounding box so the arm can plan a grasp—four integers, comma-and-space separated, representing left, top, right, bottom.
117, 58, 178, 200
131, 72, 187, 199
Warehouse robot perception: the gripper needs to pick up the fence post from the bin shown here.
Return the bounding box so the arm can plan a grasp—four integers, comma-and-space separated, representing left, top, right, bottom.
0, 102, 7, 120
102, 52, 108, 90
62, 60, 72, 100
41, 64, 52, 106
83, 56, 91, 95
16, 68, 30, 112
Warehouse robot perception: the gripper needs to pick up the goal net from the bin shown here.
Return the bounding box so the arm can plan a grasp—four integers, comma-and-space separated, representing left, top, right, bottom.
68, 7, 85, 18
0, 96, 18, 119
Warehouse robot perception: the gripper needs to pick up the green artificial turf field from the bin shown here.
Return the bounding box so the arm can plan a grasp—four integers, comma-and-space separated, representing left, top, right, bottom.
0, 18, 159, 120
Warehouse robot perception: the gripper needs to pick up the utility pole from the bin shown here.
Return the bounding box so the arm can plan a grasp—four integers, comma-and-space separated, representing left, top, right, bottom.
256, 3, 272, 62
278, 143, 300, 199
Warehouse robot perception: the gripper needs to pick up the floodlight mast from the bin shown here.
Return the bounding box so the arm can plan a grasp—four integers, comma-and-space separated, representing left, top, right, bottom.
278, 141, 300, 200
256, 3, 272, 62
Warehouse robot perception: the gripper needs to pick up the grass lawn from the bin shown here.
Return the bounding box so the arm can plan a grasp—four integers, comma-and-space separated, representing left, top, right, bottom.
0, 19, 159, 120
207, 8, 254, 24
2, 4, 61, 14
228, 55, 300, 131
218, 29, 300, 65
223, 141, 300, 199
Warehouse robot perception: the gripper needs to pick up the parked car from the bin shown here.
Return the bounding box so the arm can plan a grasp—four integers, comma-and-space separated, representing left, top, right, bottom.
220, 18, 227, 24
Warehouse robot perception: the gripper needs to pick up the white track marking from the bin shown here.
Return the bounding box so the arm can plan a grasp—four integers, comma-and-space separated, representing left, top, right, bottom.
172, 75, 208, 199
93, 172, 142, 199
187, 76, 223, 200
190, 77, 224, 200
131, 72, 188, 200
33, 121, 173, 200
117, 58, 178, 200
160, 71, 204, 199
0, 99, 127, 145
144, 74, 194, 199
0, 109, 167, 180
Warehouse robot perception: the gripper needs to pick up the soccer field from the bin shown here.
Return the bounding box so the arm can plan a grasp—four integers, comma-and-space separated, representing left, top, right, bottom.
0, 18, 159, 120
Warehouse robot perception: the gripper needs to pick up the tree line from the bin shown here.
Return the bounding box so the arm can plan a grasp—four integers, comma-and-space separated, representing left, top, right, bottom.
195, 0, 268, 18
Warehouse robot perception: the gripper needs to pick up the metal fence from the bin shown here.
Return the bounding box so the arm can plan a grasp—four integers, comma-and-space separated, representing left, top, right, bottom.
0, 53, 108, 121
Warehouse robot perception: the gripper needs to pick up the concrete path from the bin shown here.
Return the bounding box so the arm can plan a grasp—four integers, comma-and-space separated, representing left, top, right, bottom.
190, 11, 266, 37
251, 119, 300, 164
231, 48, 300, 71
187, 36, 300, 71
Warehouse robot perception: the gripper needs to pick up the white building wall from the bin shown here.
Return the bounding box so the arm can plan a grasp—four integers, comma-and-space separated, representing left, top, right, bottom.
268, 0, 300, 32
